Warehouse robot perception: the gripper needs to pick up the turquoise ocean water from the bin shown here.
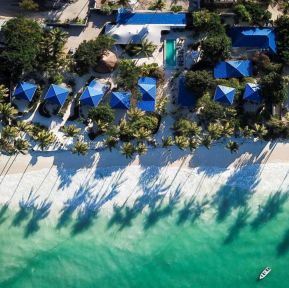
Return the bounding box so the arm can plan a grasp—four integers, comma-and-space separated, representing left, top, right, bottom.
0, 183, 289, 288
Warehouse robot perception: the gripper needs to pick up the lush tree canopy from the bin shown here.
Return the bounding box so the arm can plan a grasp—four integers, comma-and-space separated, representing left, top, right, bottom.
275, 16, 289, 65
259, 72, 288, 105
1, 17, 42, 80
202, 34, 231, 63
74, 35, 115, 74
185, 70, 214, 97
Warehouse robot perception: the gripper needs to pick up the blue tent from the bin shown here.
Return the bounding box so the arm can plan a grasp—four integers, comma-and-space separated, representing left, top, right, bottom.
13, 82, 37, 102
214, 60, 252, 79
178, 77, 196, 107
138, 77, 157, 101
137, 101, 155, 112
110, 91, 131, 109
44, 84, 69, 106
230, 27, 277, 54
243, 83, 262, 103
214, 85, 235, 105
80, 80, 108, 107
137, 77, 157, 112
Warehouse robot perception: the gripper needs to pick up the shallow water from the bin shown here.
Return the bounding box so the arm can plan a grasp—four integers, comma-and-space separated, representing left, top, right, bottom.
1, 188, 289, 288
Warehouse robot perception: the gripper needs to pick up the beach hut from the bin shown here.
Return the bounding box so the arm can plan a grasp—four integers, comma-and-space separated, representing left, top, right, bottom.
80, 80, 109, 107
13, 82, 37, 102
44, 84, 69, 106
229, 27, 277, 54
110, 91, 131, 109
214, 85, 235, 105
214, 60, 252, 79
243, 83, 262, 103
137, 77, 157, 112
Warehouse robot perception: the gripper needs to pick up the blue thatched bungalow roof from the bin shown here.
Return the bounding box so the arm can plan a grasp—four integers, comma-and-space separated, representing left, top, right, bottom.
13, 82, 37, 102
44, 84, 69, 106
178, 77, 196, 107
110, 91, 131, 109
137, 77, 157, 112
214, 60, 252, 79
214, 85, 235, 105
80, 80, 108, 107
243, 83, 262, 103
229, 27, 277, 54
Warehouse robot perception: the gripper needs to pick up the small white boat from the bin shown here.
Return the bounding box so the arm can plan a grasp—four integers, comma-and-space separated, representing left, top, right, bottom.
259, 267, 271, 280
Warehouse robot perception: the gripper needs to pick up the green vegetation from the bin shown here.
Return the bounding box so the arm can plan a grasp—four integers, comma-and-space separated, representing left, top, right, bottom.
275, 16, 289, 65
74, 35, 115, 74
19, 0, 39, 10
125, 39, 157, 57
149, 0, 165, 11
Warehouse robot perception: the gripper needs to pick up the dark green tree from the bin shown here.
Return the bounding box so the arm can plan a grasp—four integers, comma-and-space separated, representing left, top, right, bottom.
275, 16, 289, 65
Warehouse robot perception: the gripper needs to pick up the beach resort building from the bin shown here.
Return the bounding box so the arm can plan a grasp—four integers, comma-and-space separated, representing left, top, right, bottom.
214, 60, 253, 79
229, 27, 277, 54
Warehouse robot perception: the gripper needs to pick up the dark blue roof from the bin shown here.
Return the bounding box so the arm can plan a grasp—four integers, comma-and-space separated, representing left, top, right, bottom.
138, 77, 157, 101
214, 85, 235, 105
110, 91, 131, 109
178, 77, 196, 107
243, 83, 262, 103
116, 11, 187, 25
13, 81, 37, 102
137, 101, 155, 112
80, 80, 108, 107
44, 84, 69, 106
214, 60, 252, 79
230, 27, 277, 54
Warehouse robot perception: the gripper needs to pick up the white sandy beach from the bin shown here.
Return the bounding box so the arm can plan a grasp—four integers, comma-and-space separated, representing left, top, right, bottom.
1, 141, 289, 219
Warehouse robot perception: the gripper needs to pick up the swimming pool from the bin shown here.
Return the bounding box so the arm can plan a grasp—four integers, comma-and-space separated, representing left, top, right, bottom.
165, 39, 176, 68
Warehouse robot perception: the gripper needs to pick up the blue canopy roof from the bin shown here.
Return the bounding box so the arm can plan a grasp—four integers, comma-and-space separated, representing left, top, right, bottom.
80, 80, 108, 107
13, 82, 37, 102
116, 11, 187, 25
110, 91, 131, 109
214, 60, 252, 79
243, 83, 262, 103
44, 84, 69, 106
230, 27, 277, 54
137, 101, 155, 112
138, 77, 157, 101
214, 85, 235, 105
178, 77, 196, 107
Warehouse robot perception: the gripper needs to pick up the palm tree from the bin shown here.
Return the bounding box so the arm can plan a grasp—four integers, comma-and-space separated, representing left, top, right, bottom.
189, 138, 199, 152
104, 136, 119, 152
222, 122, 234, 138
14, 138, 30, 154
207, 122, 223, 140
17, 121, 33, 137
33, 130, 55, 150
133, 127, 152, 143
253, 124, 268, 140
173, 119, 201, 137
0, 85, 9, 103
150, 0, 165, 10
130, 39, 157, 57
202, 135, 213, 149
174, 136, 189, 150
61, 125, 81, 138
1, 126, 19, 140
72, 141, 89, 156
119, 119, 134, 139
225, 141, 239, 153
162, 136, 175, 148
136, 142, 148, 156
127, 107, 145, 121
0, 133, 14, 154
240, 125, 253, 139
121, 142, 135, 158
0, 103, 17, 124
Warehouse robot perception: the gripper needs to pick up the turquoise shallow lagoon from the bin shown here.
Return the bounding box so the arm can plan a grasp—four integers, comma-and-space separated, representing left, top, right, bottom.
0, 186, 289, 288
